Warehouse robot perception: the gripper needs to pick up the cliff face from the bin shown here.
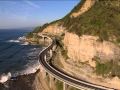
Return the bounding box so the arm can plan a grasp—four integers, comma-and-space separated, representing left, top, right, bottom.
41, 23, 64, 36
33, 0, 120, 89
63, 32, 120, 67
40, 0, 120, 65
62, 0, 120, 43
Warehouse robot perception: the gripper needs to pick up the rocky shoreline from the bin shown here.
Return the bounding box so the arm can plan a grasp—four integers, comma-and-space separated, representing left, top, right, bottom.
0, 70, 48, 90
0, 36, 43, 84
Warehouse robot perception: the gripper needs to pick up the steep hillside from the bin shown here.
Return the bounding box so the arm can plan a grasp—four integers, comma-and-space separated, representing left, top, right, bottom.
62, 0, 120, 43
28, 0, 120, 89
30, 0, 120, 43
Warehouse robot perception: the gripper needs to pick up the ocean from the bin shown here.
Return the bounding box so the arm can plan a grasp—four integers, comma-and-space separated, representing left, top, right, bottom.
0, 29, 42, 81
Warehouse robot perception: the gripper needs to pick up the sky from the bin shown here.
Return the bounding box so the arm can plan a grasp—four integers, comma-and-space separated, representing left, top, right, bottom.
0, 0, 80, 29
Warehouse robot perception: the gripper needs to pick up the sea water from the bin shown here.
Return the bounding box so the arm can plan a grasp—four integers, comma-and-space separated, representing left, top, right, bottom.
0, 29, 42, 82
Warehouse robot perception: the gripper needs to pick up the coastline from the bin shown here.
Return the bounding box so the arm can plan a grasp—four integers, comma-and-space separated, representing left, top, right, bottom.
0, 70, 46, 90
0, 35, 43, 84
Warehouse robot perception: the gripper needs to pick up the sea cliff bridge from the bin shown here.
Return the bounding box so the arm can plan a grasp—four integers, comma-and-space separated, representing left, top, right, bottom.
39, 35, 116, 90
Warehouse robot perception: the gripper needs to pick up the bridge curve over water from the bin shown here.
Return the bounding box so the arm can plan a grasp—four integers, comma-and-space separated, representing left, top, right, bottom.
39, 36, 116, 90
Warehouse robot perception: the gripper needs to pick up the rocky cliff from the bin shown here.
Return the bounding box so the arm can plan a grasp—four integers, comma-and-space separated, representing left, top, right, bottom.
0, 70, 49, 90
63, 32, 120, 67
31, 0, 120, 89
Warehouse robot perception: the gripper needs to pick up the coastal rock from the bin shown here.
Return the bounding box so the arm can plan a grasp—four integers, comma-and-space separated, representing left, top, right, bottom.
63, 32, 120, 67
41, 23, 64, 36
0, 70, 49, 90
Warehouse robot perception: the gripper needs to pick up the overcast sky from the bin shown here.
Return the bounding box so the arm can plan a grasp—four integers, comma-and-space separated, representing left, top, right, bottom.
0, 0, 79, 29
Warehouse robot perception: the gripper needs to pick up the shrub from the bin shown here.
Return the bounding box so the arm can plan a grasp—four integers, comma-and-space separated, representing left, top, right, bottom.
60, 0, 120, 44
95, 60, 120, 78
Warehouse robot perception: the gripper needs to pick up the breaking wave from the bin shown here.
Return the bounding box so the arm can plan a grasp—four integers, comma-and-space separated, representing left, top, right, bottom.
7, 39, 20, 43
0, 35, 42, 83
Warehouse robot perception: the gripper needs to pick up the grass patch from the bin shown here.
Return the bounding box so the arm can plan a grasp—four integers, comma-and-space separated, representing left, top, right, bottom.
61, 49, 69, 60
56, 81, 63, 90
95, 59, 120, 78
61, 0, 120, 44
27, 0, 120, 45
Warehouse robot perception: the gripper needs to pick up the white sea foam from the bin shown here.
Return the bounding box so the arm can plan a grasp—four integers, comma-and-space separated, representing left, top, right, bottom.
0, 61, 40, 83
19, 36, 30, 45
18, 36, 26, 41
7, 36, 29, 46
12, 60, 40, 77
0, 33, 44, 83
7, 39, 20, 43
0, 72, 11, 83
11, 48, 42, 77
20, 42, 29, 45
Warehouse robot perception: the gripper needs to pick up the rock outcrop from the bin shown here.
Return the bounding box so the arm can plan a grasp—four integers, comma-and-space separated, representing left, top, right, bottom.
63, 32, 120, 67
36, 0, 120, 89
70, 0, 95, 18
41, 23, 64, 36
0, 70, 49, 90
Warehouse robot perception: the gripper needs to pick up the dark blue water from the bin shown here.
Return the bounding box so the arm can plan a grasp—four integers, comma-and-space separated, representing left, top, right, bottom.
0, 29, 41, 79
0, 29, 30, 42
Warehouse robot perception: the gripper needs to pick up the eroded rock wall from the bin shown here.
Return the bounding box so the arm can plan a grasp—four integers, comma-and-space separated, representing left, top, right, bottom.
41, 23, 64, 36
63, 32, 120, 67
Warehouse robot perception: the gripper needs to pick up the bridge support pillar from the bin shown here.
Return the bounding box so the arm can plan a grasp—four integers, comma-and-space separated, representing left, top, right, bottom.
44, 55, 47, 61
43, 37, 46, 44
41, 68, 47, 79
52, 45, 57, 51
49, 49, 53, 58
49, 74, 54, 90
63, 82, 67, 90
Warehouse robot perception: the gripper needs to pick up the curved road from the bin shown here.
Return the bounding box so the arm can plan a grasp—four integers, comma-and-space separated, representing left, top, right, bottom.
39, 38, 116, 90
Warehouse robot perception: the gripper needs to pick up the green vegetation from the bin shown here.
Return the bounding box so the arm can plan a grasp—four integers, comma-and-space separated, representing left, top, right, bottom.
26, 23, 49, 38
61, 49, 69, 60
61, 0, 120, 43
62, 0, 86, 19
26, 32, 33, 38
95, 60, 113, 77
55, 36, 64, 48
27, 0, 120, 44
51, 45, 64, 68
95, 58, 120, 78
56, 81, 63, 90
26, 0, 120, 77
69, 87, 80, 90
54, 36, 69, 60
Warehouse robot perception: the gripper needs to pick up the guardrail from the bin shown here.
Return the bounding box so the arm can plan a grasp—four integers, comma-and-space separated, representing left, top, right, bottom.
39, 36, 116, 90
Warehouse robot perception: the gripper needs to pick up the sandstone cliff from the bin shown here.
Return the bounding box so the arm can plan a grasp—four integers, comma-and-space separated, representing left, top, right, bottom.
31, 0, 120, 89
39, 0, 120, 68
63, 32, 120, 67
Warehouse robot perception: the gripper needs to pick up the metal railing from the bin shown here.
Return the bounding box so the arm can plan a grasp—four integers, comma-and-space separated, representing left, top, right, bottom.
39, 36, 116, 90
